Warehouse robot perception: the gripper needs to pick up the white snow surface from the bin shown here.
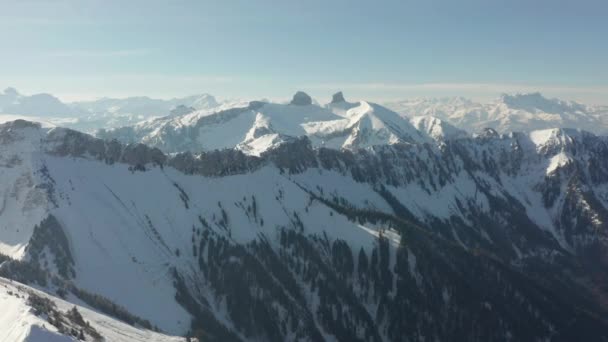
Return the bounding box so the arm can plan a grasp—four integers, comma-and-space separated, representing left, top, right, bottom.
0, 277, 186, 342
102, 98, 431, 155
0, 121, 405, 334
409, 116, 468, 141
0, 115, 606, 336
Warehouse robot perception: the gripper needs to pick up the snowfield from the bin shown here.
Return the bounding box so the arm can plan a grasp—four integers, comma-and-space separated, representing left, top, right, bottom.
0, 277, 186, 342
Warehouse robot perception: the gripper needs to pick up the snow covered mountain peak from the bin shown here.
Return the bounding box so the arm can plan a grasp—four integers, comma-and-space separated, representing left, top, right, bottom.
97, 95, 432, 155
498, 92, 587, 114
526, 127, 594, 155
341, 101, 428, 147
182, 93, 219, 110
387, 93, 607, 135
409, 115, 469, 141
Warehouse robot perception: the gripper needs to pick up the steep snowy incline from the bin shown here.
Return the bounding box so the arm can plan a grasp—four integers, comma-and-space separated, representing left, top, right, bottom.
1, 119, 608, 340
36, 154, 401, 335
409, 116, 469, 141
0, 277, 187, 342
0, 121, 54, 259
0, 120, 403, 336
340, 101, 428, 148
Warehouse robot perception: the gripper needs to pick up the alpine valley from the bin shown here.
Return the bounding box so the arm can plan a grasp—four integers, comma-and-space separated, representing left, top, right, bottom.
1, 91, 608, 341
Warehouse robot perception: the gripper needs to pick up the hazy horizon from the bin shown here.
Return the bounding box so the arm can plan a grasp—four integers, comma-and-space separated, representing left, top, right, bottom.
2, 0, 608, 104
2, 84, 607, 107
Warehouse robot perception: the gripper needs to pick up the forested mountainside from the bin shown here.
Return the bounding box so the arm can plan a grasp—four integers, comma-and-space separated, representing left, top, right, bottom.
0, 118, 607, 341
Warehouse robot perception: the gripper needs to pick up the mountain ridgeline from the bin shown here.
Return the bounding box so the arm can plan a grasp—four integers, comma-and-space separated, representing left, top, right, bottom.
0, 91, 608, 341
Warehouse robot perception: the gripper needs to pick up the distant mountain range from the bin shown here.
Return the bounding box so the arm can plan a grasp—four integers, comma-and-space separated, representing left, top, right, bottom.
2, 88, 608, 341
385, 92, 608, 135
97, 92, 444, 156
0, 87, 238, 133
2, 87, 607, 138
97, 91, 608, 157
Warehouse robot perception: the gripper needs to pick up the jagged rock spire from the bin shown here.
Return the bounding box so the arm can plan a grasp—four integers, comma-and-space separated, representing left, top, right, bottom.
290, 91, 312, 106
331, 91, 345, 104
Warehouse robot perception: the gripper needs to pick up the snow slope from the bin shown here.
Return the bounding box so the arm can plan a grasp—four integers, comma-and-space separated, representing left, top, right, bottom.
0, 121, 53, 258
409, 116, 468, 141
0, 277, 186, 342
0, 120, 402, 336
1, 119, 608, 340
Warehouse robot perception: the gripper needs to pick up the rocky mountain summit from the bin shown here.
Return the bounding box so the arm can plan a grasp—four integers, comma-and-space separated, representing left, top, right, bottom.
290, 91, 313, 106
331, 91, 346, 104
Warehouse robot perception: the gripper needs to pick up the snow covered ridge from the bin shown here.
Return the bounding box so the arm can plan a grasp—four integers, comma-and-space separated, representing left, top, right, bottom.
2, 117, 608, 340
0, 277, 187, 342
385, 92, 608, 135
4, 118, 602, 180
96, 90, 608, 157
5, 86, 607, 141
97, 91, 467, 156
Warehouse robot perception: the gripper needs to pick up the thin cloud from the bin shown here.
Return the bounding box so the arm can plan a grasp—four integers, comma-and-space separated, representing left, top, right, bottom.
2, 73, 238, 102
305, 82, 608, 94
46, 49, 151, 58
61, 74, 236, 84
303, 82, 608, 104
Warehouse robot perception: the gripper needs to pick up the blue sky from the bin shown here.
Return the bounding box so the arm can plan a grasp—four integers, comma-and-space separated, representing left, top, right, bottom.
1, 0, 607, 103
